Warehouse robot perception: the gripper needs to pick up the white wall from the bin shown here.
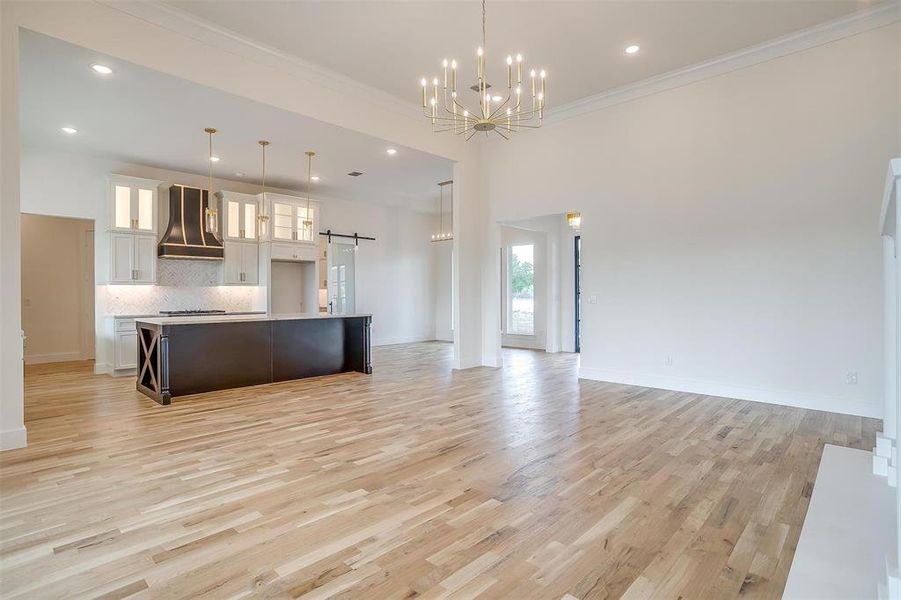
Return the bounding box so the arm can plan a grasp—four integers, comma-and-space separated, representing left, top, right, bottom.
482, 24, 901, 418
432, 242, 453, 342
21, 214, 93, 364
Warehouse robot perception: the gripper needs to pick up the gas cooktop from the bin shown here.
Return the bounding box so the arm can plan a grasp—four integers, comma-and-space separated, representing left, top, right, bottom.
159, 309, 227, 316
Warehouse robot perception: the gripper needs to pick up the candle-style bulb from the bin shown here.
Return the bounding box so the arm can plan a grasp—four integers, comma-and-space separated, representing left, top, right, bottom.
421, 78, 427, 87
442, 59, 448, 68
540, 70, 546, 78
530, 69, 536, 78
506, 55, 512, 65
432, 77, 439, 86
516, 53, 523, 63
477, 47, 483, 56
451, 59, 457, 69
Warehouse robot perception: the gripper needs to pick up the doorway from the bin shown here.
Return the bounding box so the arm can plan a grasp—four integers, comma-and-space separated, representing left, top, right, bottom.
21, 214, 95, 364
328, 241, 356, 314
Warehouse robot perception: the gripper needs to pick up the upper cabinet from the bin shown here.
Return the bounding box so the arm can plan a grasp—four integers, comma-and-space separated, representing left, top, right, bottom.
109, 175, 162, 234
218, 191, 260, 242
260, 193, 319, 245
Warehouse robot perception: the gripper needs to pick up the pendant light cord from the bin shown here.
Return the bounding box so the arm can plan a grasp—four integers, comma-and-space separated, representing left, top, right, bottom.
482, 0, 486, 53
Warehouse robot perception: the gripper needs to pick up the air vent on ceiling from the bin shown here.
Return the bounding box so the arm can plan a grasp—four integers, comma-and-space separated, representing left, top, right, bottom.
347, 171, 363, 177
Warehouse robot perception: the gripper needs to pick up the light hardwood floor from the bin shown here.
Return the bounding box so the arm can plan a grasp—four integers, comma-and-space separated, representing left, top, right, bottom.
0, 343, 878, 599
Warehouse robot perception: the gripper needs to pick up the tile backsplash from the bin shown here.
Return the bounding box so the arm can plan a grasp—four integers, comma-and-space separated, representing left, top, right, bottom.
101, 259, 259, 315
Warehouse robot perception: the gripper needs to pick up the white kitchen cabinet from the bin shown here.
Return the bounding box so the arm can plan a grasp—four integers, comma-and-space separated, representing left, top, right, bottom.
109, 175, 161, 234
110, 232, 156, 284
262, 193, 319, 244
219, 191, 259, 242
112, 318, 139, 372
270, 243, 317, 262
223, 240, 259, 285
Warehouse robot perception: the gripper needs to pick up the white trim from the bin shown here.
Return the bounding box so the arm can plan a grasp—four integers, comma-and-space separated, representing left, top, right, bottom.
24, 351, 87, 365
481, 352, 502, 368
548, 3, 901, 123
579, 366, 881, 419
454, 353, 482, 371
0, 426, 27, 451
94, 362, 112, 375
371, 335, 434, 348
96, 0, 422, 122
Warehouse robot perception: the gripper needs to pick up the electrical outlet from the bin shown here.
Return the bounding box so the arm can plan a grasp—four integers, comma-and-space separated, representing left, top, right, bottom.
589, 294, 598, 305
845, 371, 858, 385
664, 355, 673, 366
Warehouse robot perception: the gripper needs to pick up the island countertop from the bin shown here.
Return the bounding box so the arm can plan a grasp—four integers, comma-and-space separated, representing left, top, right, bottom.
136, 312, 373, 326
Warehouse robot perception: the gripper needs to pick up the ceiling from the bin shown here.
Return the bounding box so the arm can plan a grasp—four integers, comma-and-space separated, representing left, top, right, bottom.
164, 0, 875, 108
19, 30, 453, 212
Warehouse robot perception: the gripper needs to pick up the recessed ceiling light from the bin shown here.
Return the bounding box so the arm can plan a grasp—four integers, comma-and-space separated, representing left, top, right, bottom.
386, 148, 397, 155
625, 45, 640, 55
91, 64, 113, 75
209, 156, 220, 162
491, 95, 503, 102
235, 172, 245, 177
311, 175, 320, 181
61, 126, 78, 135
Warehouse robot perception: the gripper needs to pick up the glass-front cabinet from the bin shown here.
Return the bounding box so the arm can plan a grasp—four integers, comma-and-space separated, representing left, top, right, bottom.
218, 191, 259, 241
109, 175, 159, 234
264, 194, 319, 244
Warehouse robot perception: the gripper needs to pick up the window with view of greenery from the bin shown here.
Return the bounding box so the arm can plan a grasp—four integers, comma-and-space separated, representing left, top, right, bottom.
507, 244, 534, 335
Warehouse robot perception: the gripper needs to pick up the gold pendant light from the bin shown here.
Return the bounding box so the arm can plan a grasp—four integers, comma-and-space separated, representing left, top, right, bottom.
419, 0, 546, 140
431, 180, 453, 242
204, 127, 220, 239
258, 140, 270, 236
304, 151, 315, 242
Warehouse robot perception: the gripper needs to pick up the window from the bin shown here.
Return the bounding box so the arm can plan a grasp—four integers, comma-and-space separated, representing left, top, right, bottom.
507, 244, 534, 335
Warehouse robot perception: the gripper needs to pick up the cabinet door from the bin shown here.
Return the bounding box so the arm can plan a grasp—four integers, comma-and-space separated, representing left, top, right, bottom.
242, 243, 259, 284
296, 204, 315, 242
225, 198, 242, 240
223, 240, 243, 284
242, 201, 258, 240
134, 187, 155, 232
110, 232, 135, 283
113, 184, 133, 230
272, 202, 294, 241
133, 235, 156, 283
115, 331, 138, 369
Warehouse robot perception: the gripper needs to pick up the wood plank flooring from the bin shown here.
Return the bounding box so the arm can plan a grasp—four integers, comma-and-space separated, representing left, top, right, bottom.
0, 343, 878, 599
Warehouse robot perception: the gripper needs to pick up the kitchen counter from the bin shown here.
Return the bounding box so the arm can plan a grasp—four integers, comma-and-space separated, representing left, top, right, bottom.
136, 312, 370, 326
134, 313, 372, 405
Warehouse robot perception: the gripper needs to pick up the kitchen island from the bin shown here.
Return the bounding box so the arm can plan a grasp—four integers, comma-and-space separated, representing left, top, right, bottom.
134, 313, 372, 405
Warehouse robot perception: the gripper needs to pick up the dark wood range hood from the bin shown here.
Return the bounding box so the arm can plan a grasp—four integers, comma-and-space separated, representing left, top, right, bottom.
158, 184, 224, 260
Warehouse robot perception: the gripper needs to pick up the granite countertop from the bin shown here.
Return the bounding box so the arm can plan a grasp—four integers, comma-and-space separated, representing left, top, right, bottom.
136, 312, 372, 326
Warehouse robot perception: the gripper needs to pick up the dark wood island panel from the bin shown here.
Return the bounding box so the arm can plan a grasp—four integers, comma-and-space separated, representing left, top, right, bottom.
135, 314, 372, 405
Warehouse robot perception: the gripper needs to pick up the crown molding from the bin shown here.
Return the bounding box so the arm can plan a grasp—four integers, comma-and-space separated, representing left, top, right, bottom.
95, 0, 423, 122
546, 2, 901, 124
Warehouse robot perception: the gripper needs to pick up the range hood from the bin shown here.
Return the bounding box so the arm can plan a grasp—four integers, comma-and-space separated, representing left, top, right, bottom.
158, 184, 223, 259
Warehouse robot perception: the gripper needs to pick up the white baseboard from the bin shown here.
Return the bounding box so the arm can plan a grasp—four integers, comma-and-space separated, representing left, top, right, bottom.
24, 351, 85, 365
94, 362, 112, 375
0, 426, 27, 451
481, 353, 502, 368
372, 335, 434, 347
454, 353, 482, 370
579, 366, 881, 418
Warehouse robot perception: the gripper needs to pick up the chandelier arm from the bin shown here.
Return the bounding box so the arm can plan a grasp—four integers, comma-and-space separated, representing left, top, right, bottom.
440, 104, 477, 122
493, 128, 511, 140
464, 128, 479, 141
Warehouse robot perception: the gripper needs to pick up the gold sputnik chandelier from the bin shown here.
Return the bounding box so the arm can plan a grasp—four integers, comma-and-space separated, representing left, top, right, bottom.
420, 0, 546, 140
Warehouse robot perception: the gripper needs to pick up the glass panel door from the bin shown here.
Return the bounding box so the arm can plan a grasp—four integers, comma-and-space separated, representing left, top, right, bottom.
136, 188, 154, 231
328, 242, 355, 314
506, 244, 535, 335
272, 202, 293, 240
243, 202, 257, 239
227, 200, 241, 238
296, 205, 314, 242
114, 185, 131, 229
